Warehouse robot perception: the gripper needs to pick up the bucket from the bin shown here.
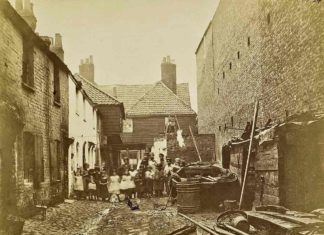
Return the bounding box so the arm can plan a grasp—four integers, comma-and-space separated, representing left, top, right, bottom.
176, 182, 201, 213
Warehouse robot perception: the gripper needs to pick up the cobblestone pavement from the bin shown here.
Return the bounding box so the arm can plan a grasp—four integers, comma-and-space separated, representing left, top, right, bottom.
21, 198, 191, 235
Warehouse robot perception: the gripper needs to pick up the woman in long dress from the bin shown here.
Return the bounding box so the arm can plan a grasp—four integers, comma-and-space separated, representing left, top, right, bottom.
108, 169, 121, 202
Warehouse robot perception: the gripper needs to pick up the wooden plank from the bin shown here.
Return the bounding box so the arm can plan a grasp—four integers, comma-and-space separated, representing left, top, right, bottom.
259, 211, 324, 226
239, 100, 259, 210
255, 158, 278, 171
178, 213, 221, 235
246, 211, 301, 230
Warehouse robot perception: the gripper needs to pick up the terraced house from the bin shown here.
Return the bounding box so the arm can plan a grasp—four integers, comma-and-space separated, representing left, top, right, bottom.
0, 0, 71, 218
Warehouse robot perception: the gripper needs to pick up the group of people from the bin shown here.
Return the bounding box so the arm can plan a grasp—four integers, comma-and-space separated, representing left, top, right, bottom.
73, 153, 184, 202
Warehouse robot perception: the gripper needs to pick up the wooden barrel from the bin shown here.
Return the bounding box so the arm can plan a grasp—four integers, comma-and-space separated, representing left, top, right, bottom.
176, 182, 201, 213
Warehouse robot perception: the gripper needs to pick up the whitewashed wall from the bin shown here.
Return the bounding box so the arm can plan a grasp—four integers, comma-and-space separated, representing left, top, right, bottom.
67, 76, 100, 196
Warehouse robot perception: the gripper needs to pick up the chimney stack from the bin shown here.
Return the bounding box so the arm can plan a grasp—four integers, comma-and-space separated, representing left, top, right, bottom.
161, 56, 177, 94
51, 33, 64, 61
16, 0, 37, 31
79, 56, 95, 83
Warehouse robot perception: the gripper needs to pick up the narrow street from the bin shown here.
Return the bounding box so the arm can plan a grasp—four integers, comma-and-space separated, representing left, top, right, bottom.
22, 198, 192, 235
0, 0, 323, 234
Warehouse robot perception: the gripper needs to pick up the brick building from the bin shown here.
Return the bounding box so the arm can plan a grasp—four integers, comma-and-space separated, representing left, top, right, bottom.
196, 0, 324, 210
0, 0, 71, 219
100, 57, 197, 164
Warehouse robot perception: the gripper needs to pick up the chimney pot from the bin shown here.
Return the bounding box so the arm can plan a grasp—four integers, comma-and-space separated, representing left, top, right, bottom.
24, 0, 32, 12
161, 56, 176, 94
79, 56, 95, 83
15, 0, 23, 11
54, 33, 63, 48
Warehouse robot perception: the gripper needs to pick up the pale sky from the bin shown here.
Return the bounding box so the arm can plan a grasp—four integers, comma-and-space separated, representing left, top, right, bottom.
10, 0, 219, 111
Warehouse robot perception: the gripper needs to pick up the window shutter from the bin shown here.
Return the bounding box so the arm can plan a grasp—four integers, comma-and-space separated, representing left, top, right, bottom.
34, 135, 44, 188
50, 140, 57, 182
56, 141, 61, 180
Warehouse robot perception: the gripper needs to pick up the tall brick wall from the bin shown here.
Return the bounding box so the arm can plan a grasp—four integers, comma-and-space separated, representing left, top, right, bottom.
196, 0, 324, 160
259, 0, 324, 121
0, 6, 69, 213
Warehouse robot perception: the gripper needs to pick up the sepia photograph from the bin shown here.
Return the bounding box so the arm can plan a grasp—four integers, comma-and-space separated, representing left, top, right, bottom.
0, 0, 323, 234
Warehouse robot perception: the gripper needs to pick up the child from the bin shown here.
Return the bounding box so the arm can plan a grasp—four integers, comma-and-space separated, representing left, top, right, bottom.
88, 175, 97, 200
120, 169, 135, 199
99, 173, 109, 201
129, 166, 137, 198
134, 165, 144, 198
74, 168, 84, 200
153, 164, 164, 197
145, 166, 154, 197
108, 169, 121, 202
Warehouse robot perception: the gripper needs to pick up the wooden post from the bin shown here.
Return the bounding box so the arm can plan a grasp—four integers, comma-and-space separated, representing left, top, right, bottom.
239, 99, 259, 210
189, 125, 202, 162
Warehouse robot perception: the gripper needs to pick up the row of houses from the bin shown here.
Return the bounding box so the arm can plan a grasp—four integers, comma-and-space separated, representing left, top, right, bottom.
196, 0, 324, 211
0, 0, 214, 221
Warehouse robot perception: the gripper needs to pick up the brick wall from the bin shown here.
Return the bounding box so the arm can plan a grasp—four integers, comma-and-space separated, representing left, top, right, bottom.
167, 133, 215, 163
0, 5, 69, 213
196, 0, 324, 160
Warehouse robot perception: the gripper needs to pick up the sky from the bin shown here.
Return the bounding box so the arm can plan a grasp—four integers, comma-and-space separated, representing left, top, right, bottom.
10, 0, 219, 111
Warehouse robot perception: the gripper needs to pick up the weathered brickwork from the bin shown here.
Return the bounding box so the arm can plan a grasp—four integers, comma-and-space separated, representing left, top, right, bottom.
0, 2, 69, 215
196, 0, 324, 159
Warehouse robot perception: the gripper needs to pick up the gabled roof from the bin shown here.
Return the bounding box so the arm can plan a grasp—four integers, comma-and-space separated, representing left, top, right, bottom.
74, 74, 122, 106
100, 83, 191, 111
126, 81, 196, 117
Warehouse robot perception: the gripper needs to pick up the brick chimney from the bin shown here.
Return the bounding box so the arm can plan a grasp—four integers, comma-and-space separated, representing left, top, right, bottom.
161, 56, 176, 94
79, 56, 95, 83
51, 33, 64, 61
16, 0, 37, 31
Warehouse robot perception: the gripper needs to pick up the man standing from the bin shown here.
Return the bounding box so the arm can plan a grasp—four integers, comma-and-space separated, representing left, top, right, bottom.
164, 157, 174, 194
159, 153, 165, 167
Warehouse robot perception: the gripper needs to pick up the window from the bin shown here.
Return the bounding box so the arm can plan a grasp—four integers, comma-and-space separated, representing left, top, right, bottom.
23, 132, 34, 183
247, 37, 251, 46
83, 98, 86, 121
267, 13, 271, 24
237, 51, 240, 59
93, 109, 96, 129
76, 89, 80, 115
223, 71, 225, 79
123, 118, 133, 133
217, 88, 220, 95
231, 116, 234, 127
22, 39, 34, 88
50, 140, 61, 182
229, 62, 232, 70
54, 63, 60, 104
23, 132, 44, 187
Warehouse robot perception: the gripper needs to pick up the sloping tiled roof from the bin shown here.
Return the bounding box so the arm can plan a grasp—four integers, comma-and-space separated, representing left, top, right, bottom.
100, 83, 191, 111
127, 81, 196, 117
100, 84, 153, 111
74, 74, 121, 106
